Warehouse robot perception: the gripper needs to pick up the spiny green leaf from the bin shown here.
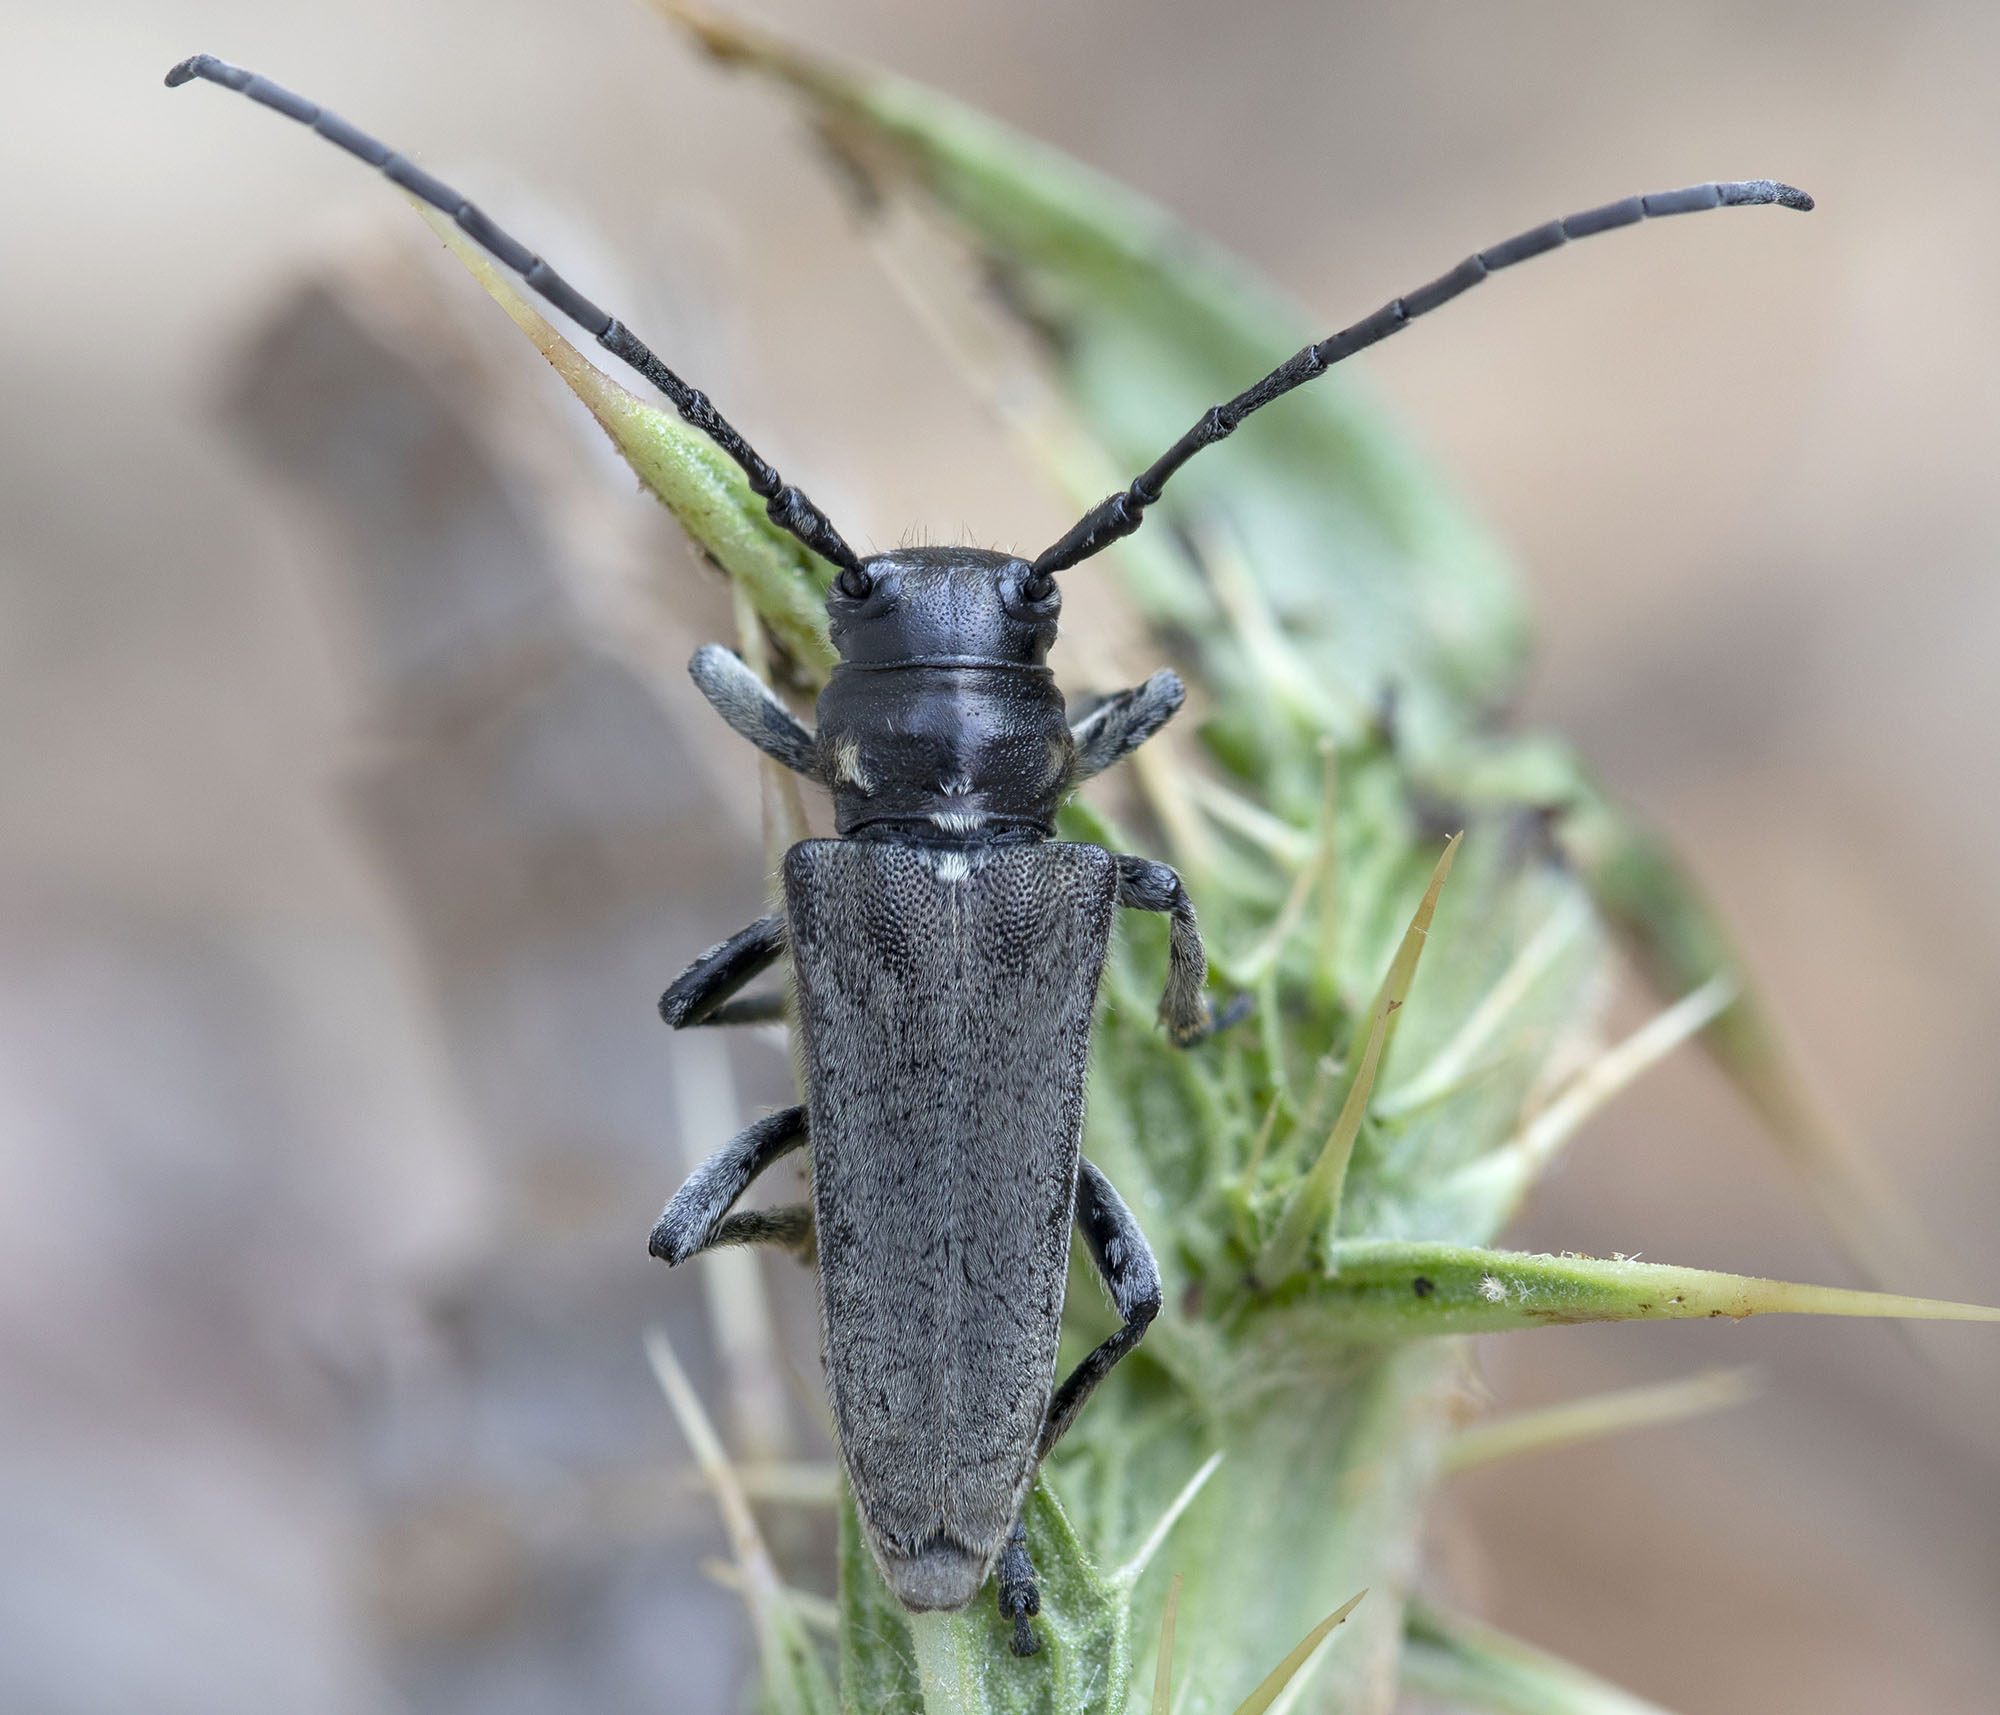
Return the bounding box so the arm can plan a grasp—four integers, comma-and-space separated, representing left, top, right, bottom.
667, 0, 1927, 1305
614, 17, 2000, 1715
1258, 833, 1458, 1282
1229, 1591, 1365, 1715
1309, 1242, 2000, 1339
411, 203, 837, 676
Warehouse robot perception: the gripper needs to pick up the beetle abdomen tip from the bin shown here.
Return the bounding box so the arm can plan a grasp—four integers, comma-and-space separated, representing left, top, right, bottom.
880, 1535, 987, 1612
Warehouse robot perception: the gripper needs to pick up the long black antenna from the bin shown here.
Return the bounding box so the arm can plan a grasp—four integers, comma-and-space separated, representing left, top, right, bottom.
1032, 179, 1813, 579
167, 53, 868, 581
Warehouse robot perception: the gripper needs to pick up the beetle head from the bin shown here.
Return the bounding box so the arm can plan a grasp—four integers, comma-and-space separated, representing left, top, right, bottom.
827, 548, 1059, 667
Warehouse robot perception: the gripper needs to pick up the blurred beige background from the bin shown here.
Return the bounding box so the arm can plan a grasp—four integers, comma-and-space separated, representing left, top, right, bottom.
5, 2, 1999, 1712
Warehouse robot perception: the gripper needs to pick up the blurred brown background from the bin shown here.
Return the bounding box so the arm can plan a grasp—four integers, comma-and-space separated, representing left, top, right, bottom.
5, 2, 1998, 1712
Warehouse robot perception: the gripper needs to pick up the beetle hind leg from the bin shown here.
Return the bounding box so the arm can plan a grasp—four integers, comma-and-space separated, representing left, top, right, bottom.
996, 1518, 1041, 1657
1037, 1159, 1163, 1461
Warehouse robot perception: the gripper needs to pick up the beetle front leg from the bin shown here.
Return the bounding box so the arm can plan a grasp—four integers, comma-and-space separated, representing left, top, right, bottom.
689, 643, 824, 780
650, 1105, 811, 1263
1036, 1157, 1163, 1463
1069, 669, 1185, 781
1114, 853, 1243, 1046
660, 916, 786, 1028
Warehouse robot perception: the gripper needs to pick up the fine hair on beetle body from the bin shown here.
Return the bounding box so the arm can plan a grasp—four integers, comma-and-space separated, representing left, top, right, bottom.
168, 48, 1813, 1657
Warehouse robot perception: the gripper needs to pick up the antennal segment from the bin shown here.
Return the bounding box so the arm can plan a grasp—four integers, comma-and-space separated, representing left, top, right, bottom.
1032, 178, 1813, 578
166, 52, 867, 580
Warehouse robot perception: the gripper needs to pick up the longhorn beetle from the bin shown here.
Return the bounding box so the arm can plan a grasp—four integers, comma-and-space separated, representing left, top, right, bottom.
169, 51, 1812, 1655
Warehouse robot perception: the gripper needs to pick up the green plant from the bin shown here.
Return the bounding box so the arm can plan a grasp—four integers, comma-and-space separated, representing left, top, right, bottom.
407, 12, 1996, 1710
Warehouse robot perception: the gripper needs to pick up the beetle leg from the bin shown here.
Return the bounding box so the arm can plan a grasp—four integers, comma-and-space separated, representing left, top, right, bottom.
689, 643, 824, 780
696, 993, 789, 1027
660, 916, 786, 1027
1068, 669, 1185, 781
706, 1203, 814, 1259
1114, 854, 1247, 1046
1036, 1158, 1163, 1462
995, 1517, 1041, 1657
650, 1106, 809, 1263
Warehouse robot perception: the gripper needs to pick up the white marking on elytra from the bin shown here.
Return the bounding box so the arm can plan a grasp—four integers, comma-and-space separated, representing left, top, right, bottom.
933, 850, 972, 883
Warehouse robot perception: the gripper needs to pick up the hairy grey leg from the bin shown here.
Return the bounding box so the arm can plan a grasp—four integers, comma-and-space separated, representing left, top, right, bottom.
1068, 669, 1185, 781
1036, 1158, 1163, 1462
689, 643, 823, 780
1114, 853, 1244, 1047
995, 1517, 1041, 1657
650, 1105, 809, 1263
660, 916, 785, 1027
705, 1204, 814, 1256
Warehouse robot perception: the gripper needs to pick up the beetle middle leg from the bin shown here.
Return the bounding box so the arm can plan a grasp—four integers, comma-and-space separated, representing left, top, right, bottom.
650, 1104, 812, 1263
992, 1159, 1161, 1653
1038, 1158, 1163, 1460
1114, 854, 1246, 1046
660, 915, 787, 1027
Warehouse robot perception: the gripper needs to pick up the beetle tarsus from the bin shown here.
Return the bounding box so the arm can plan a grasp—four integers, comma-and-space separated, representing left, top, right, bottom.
1176, 988, 1256, 1047
1114, 854, 1228, 1047
996, 1520, 1042, 1657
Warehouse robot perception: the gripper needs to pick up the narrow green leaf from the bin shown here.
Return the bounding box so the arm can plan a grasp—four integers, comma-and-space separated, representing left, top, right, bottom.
1441, 1366, 1759, 1475
410, 203, 838, 676
1430, 972, 1736, 1230
1229, 1590, 1365, 1715
1115, 1450, 1224, 1589
1257, 834, 1458, 1282
1403, 1599, 1676, 1715
1313, 1242, 2000, 1339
